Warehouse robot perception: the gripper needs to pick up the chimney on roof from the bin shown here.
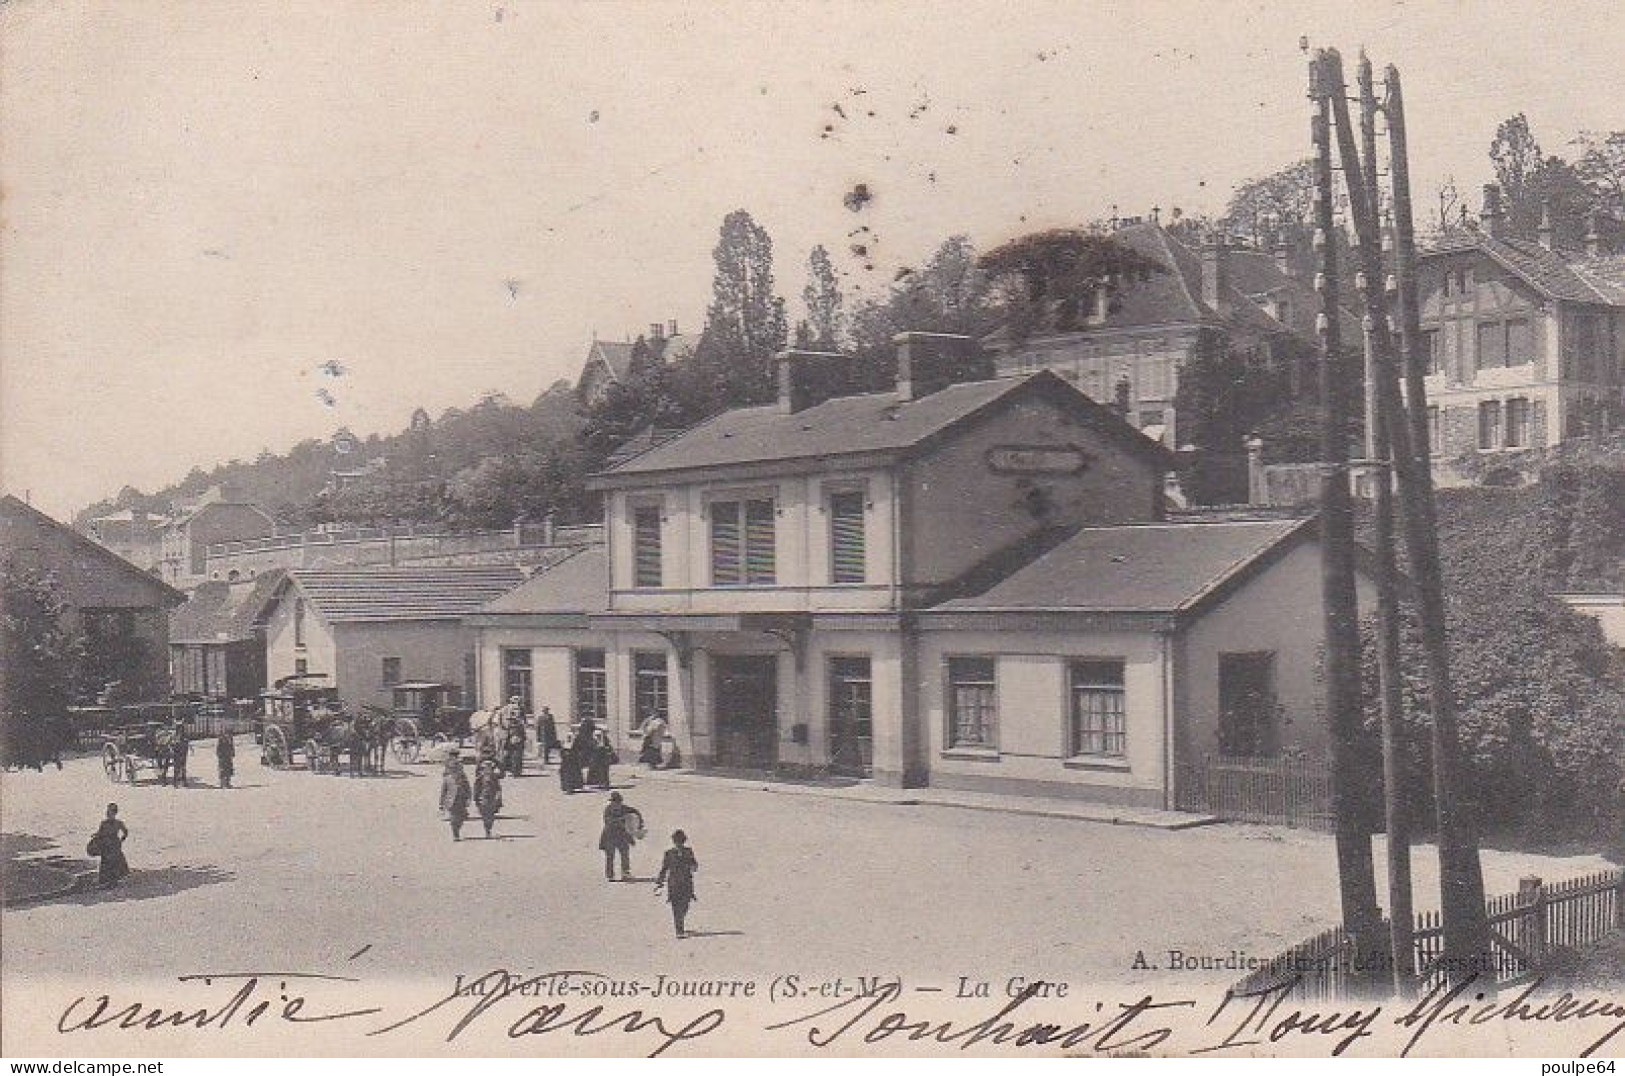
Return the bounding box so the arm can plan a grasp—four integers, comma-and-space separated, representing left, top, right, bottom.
1480, 183, 1506, 239
1538, 200, 1556, 251
650, 322, 665, 341
1584, 210, 1604, 257
1200, 231, 1230, 314
893, 332, 986, 402
776, 349, 858, 414
668, 319, 678, 337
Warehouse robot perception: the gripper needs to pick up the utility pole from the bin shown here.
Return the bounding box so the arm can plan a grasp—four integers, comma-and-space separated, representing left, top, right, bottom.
1382, 60, 1491, 981
1308, 50, 1383, 978
1356, 51, 1415, 993
1325, 48, 1491, 983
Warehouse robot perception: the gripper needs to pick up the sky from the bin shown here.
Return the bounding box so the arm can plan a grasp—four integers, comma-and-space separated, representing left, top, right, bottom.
2, 0, 1622, 520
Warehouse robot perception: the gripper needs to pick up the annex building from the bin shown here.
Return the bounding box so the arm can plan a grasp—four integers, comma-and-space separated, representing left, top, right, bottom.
470, 336, 1372, 807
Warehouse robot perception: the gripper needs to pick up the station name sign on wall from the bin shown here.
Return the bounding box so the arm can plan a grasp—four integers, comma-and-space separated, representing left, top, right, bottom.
985, 444, 1094, 476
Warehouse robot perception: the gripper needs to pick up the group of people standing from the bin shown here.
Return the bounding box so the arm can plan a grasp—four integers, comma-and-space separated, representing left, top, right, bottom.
154, 718, 241, 791
433, 698, 700, 938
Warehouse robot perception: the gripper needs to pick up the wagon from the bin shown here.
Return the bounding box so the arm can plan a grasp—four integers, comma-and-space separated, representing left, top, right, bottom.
382, 682, 473, 764
100, 721, 170, 783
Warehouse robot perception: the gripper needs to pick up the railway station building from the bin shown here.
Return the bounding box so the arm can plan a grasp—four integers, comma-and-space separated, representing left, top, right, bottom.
470, 337, 1372, 807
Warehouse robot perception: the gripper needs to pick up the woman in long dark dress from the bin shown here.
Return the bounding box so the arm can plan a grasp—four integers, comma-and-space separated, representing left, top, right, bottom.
655, 830, 699, 937
586, 728, 614, 789
91, 803, 130, 888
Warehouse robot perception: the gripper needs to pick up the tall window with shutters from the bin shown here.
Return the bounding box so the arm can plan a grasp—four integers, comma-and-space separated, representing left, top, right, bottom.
710, 498, 776, 586
828, 490, 866, 584
632, 504, 662, 587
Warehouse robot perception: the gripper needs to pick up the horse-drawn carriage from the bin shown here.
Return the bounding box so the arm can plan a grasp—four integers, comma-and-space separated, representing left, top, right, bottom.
379, 682, 475, 764
257, 674, 386, 774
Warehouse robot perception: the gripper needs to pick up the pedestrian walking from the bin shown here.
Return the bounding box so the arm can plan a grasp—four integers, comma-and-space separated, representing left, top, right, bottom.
474, 757, 503, 838
170, 720, 189, 787
597, 791, 643, 882
500, 697, 526, 778
586, 727, 615, 790
445, 759, 472, 841
439, 749, 464, 814
537, 706, 561, 765
216, 731, 235, 788
88, 803, 130, 889
655, 830, 699, 937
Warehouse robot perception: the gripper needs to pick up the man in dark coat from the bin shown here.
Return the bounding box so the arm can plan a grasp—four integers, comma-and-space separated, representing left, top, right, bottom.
597, 791, 642, 881
169, 720, 189, 787
537, 706, 561, 765
216, 731, 235, 788
655, 830, 699, 937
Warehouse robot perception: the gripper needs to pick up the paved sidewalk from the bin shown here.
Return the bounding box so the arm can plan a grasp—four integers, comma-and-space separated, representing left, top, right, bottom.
633, 766, 1219, 830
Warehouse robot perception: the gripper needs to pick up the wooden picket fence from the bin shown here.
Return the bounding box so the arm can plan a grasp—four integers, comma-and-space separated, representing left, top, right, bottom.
1175, 753, 1335, 830
1233, 868, 1625, 1000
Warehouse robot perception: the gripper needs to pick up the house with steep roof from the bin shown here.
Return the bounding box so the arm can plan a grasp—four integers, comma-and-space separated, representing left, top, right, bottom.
168, 570, 286, 701
157, 486, 277, 590
985, 218, 1344, 449
468, 336, 1375, 807
575, 320, 700, 406
262, 565, 525, 713
1, 494, 186, 703
1417, 186, 1625, 486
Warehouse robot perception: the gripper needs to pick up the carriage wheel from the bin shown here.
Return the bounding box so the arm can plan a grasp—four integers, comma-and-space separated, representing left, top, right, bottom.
391, 736, 421, 764
305, 740, 324, 773
101, 743, 123, 783
262, 725, 288, 768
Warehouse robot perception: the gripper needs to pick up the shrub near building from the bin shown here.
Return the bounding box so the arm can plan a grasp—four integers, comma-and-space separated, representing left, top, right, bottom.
1360, 467, 1625, 850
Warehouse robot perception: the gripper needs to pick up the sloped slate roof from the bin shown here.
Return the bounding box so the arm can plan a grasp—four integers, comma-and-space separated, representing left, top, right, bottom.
289, 565, 525, 623
1425, 228, 1625, 305
478, 548, 608, 616
926, 517, 1312, 615
588, 339, 637, 379
0, 494, 185, 606
592, 370, 1169, 481
170, 570, 286, 643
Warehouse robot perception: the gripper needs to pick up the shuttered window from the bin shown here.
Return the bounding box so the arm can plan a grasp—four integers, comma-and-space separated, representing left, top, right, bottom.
829, 491, 866, 584
633, 505, 662, 587
710, 503, 742, 585
711, 498, 775, 586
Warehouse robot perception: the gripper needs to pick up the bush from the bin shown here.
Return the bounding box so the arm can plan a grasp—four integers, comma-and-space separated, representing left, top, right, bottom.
1358, 471, 1625, 848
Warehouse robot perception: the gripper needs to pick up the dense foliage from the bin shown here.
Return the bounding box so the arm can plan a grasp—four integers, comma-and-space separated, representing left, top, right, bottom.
1358, 470, 1625, 848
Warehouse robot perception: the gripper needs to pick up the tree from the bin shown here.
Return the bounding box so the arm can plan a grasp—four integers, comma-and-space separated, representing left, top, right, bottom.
1489, 114, 1595, 242
697, 209, 789, 407
1, 560, 80, 766
801, 245, 845, 349
1223, 160, 1315, 244
1572, 129, 1625, 219
1170, 333, 1285, 504
976, 228, 1164, 340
